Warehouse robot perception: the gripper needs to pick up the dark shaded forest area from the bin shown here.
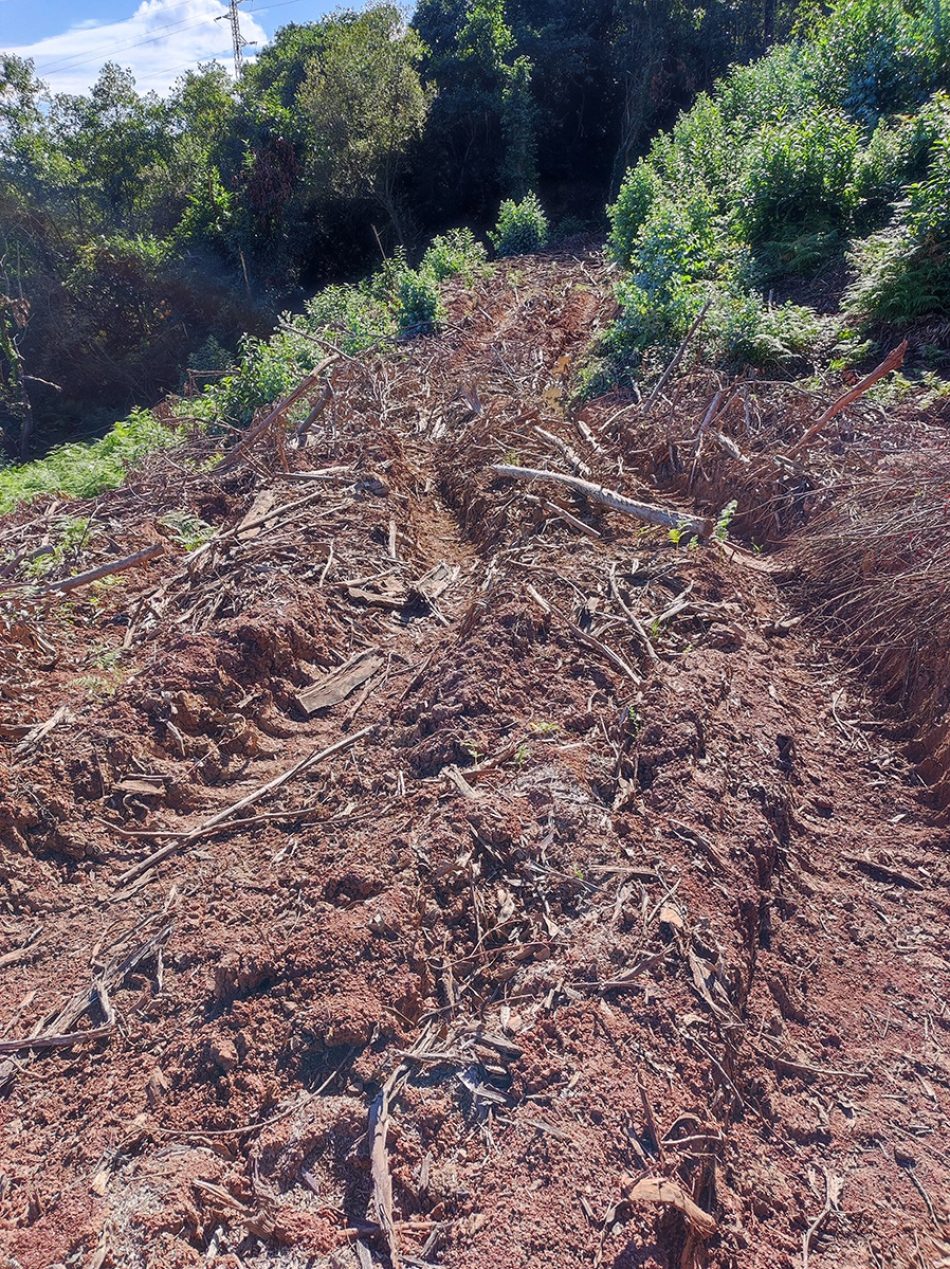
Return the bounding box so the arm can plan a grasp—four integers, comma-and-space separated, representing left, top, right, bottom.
0, 0, 798, 455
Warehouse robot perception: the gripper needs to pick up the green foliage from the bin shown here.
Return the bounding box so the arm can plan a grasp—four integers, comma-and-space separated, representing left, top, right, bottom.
736, 110, 861, 243
421, 229, 489, 281
602, 0, 950, 388
846, 132, 950, 323
0, 408, 178, 513
299, 5, 429, 240
159, 511, 215, 551
397, 270, 445, 336
714, 500, 738, 541
489, 193, 549, 256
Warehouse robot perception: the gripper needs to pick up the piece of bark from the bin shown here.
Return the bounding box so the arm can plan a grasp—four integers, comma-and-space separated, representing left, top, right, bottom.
297, 649, 384, 715
622, 1175, 717, 1238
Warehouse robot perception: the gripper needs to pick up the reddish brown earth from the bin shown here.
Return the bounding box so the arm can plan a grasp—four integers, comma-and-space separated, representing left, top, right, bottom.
1, 253, 948, 1269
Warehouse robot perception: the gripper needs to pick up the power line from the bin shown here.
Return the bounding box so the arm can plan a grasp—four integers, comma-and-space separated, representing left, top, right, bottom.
34, 12, 224, 78
28, 0, 306, 87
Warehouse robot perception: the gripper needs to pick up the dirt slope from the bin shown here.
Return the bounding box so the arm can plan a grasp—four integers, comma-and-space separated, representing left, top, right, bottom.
1, 252, 948, 1269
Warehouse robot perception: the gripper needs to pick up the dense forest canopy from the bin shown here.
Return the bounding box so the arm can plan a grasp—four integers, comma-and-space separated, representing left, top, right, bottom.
0, 0, 802, 456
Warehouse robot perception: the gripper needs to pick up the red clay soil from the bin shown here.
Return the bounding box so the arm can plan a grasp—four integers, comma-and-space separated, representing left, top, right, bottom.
1, 252, 948, 1269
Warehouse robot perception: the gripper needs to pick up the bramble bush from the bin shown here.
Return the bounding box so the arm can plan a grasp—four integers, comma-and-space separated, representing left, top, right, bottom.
489, 193, 549, 257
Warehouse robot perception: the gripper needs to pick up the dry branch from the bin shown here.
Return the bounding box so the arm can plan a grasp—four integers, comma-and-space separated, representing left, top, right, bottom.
41, 543, 164, 595
491, 464, 712, 537
219, 358, 337, 468
786, 341, 907, 460
644, 297, 712, 414
114, 726, 371, 885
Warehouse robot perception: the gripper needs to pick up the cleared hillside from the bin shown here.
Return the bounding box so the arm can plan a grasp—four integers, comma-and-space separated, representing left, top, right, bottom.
1, 251, 947, 1269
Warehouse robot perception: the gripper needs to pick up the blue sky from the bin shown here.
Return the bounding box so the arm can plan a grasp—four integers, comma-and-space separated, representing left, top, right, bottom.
1, 0, 340, 95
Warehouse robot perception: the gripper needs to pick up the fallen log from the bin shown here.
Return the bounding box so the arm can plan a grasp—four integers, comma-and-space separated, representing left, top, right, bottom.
41, 543, 164, 595
490, 464, 713, 538
786, 341, 907, 460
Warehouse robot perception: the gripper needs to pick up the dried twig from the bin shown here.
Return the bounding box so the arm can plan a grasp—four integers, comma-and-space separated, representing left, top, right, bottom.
113, 727, 372, 886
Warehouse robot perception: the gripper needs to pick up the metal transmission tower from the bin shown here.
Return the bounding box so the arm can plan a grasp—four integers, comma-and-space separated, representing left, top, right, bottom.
217, 0, 255, 79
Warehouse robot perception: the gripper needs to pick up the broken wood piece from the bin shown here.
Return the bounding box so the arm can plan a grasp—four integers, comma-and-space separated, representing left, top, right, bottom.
413, 561, 460, 604
40, 543, 164, 595
574, 626, 640, 683
786, 341, 907, 460
843, 853, 924, 891
297, 649, 384, 715
235, 490, 276, 539
543, 498, 601, 539
608, 563, 658, 664
13, 704, 73, 756
286, 465, 353, 482
490, 464, 712, 538
622, 1175, 717, 1238
347, 577, 410, 609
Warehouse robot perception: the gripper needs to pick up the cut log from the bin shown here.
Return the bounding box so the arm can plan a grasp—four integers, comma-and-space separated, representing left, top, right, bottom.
490, 464, 712, 538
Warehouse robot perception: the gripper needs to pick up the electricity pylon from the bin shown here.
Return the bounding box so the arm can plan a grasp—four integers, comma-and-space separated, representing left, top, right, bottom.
217, 0, 255, 79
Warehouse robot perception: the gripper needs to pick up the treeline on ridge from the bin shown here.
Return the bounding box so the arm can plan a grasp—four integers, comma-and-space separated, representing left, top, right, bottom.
0, 0, 798, 456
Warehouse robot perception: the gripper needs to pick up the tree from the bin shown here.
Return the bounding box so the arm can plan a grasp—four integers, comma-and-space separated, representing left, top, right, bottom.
300, 6, 429, 244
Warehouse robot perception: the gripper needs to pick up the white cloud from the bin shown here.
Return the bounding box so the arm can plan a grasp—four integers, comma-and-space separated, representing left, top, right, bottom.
2, 0, 269, 96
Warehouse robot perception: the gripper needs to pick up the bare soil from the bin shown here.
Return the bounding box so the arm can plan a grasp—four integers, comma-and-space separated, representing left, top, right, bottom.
1, 252, 948, 1269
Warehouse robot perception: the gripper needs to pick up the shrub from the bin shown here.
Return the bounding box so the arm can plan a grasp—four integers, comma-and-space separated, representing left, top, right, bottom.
397, 269, 444, 336
421, 228, 488, 282
811, 0, 946, 127
303, 283, 395, 352
846, 134, 950, 324
601, 0, 950, 390
489, 193, 549, 257
608, 163, 663, 266
736, 110, 861, 245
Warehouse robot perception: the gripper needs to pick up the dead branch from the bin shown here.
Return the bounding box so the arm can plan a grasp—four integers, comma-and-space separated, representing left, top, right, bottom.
490, 464, 713, 537
220, 357, 337, 468
113, 726, 372, 886
532, 425, 592, 478
40, 543, 164, 595
644, 297, 712, 414
786, 341, 907, 460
